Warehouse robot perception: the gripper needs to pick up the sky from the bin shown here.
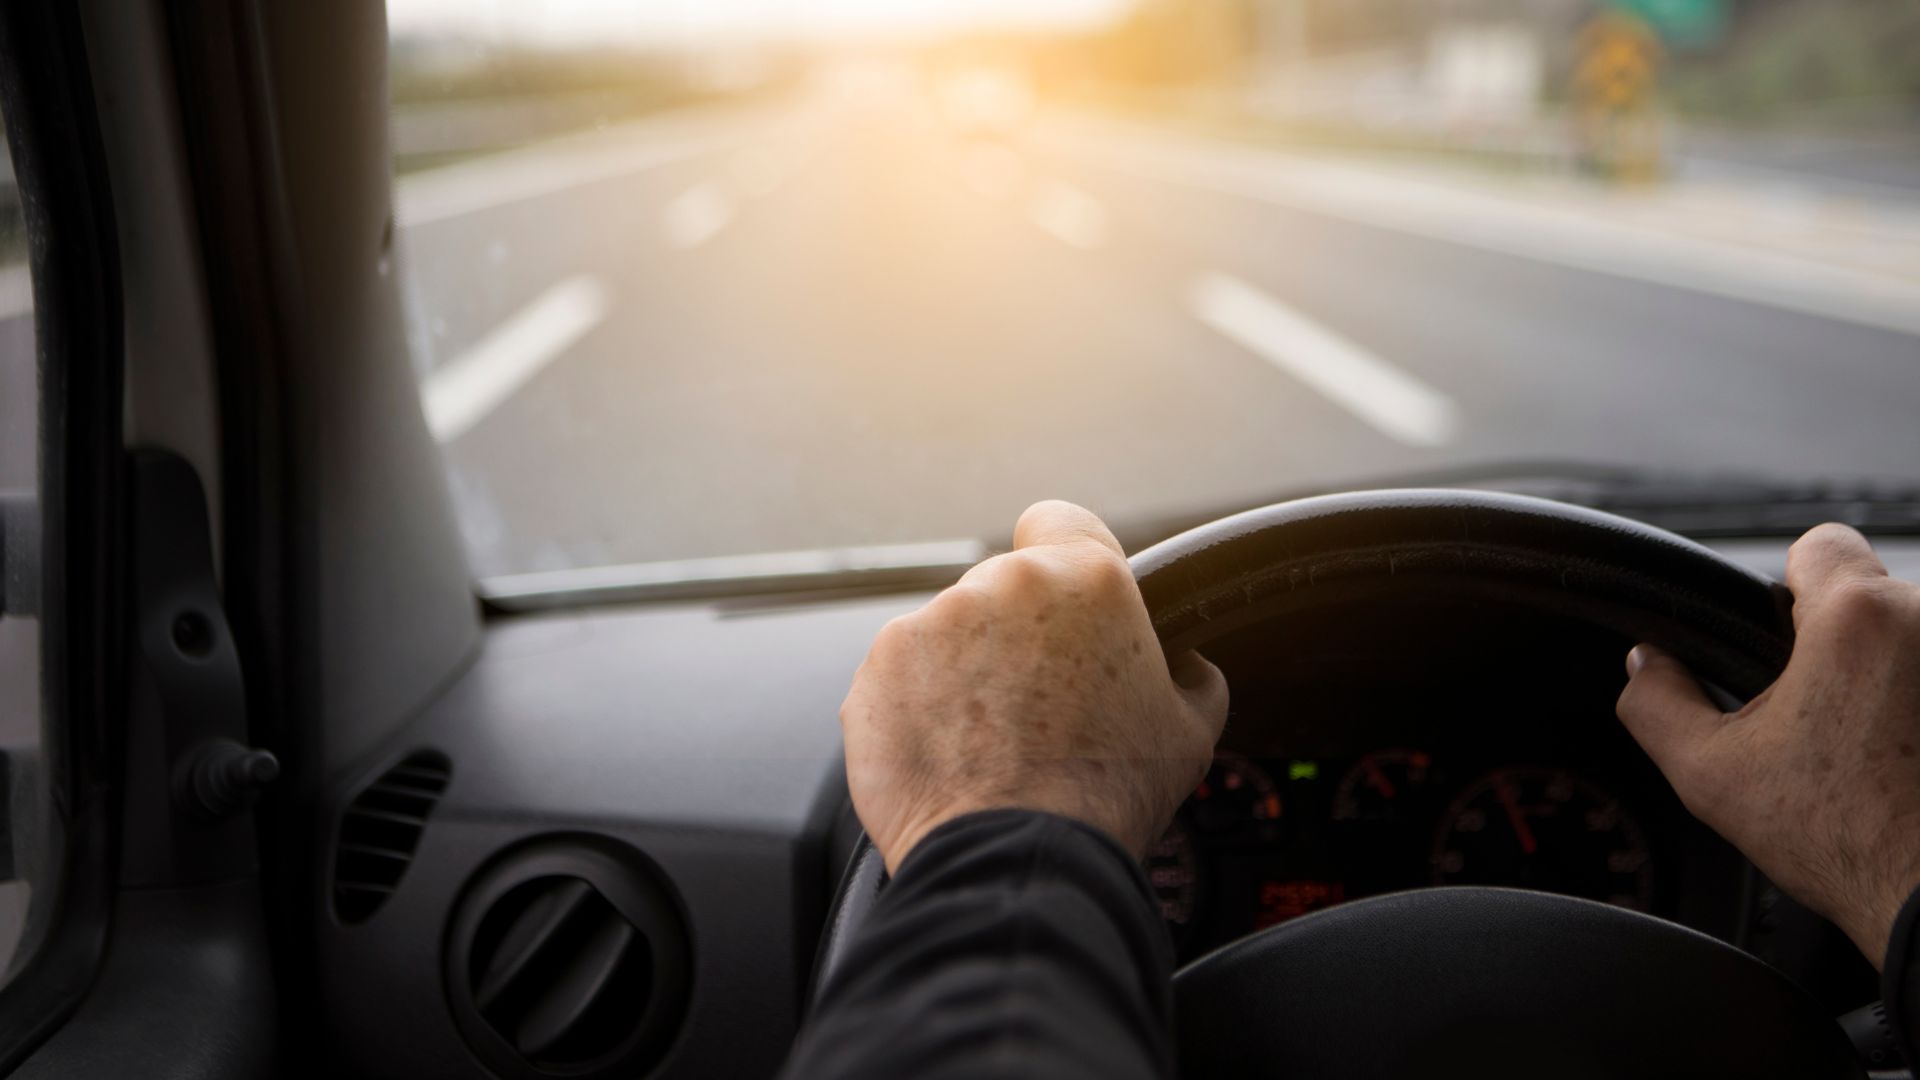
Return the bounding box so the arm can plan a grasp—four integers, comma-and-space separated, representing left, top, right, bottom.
388, 0, 1133, 45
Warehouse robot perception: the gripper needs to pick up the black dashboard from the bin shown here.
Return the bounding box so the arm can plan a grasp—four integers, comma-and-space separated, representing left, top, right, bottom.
309, 535, 1918, 1078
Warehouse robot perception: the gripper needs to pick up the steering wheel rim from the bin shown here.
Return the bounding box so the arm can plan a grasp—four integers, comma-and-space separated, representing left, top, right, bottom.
1131, 488, 1793, 698
812, 490, 1841, 1077
1175, 886, 1859, 1079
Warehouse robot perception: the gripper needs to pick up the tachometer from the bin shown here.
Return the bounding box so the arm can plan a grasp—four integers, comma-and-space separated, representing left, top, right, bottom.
1188, 755, 1282, 839
1431, 767, 1653, 911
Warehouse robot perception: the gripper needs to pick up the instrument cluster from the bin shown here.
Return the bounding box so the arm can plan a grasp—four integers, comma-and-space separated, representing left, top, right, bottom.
1149, 749, 1657, 962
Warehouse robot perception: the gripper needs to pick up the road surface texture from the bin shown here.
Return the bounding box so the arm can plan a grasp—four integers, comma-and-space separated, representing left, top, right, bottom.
393, 88, 1920, 581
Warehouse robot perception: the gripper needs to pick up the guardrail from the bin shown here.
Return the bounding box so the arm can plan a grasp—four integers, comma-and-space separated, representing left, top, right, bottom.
0, 96, 682, 215
390, 93, 668, 159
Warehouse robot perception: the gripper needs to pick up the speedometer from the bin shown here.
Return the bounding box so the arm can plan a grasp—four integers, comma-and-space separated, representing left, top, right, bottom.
1331, 748, 1436, 823
1187, 755, 1282, 839
1431, 768, 1654, 911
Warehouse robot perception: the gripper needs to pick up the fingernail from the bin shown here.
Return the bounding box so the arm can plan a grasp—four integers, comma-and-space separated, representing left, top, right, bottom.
1626, 645, 1650, 677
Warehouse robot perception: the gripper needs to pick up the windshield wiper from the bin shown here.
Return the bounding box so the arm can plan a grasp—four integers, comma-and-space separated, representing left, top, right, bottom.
479, 539, 988, 613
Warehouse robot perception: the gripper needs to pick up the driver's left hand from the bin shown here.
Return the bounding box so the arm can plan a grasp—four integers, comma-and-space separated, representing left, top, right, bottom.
840, 500, 1229, 874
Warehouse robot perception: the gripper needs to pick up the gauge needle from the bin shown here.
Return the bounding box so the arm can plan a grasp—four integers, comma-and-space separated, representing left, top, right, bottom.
1495, 774, 1538, 856
1364, 760, 1396, 799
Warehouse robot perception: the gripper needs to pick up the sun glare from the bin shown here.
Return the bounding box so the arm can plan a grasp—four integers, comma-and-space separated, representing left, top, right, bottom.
388, 0, 1132, 45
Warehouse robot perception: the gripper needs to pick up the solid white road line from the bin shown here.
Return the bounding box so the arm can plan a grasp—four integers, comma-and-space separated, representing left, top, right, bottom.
663, 182, 735, 249
1057, 122, 1920, 339
1189, 272, 1459, 447
422, 275, 611, 442
1027, 181, 1109, 250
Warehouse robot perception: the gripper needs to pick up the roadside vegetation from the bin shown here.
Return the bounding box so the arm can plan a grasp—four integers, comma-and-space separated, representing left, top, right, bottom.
388, 38, 795, 172
1667, 0, 1920, 125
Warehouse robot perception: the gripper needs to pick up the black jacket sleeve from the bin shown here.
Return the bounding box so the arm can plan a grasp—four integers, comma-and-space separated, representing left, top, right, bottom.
1882, 883, 1920, 1066
780, 809, 1176, 1079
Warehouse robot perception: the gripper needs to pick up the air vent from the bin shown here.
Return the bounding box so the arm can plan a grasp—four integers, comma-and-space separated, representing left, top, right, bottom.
446, 836, 690, 1080
332, 750, 451, 924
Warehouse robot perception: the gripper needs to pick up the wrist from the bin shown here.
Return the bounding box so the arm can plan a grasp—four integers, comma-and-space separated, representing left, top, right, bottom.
1836, 865, 1920, 972
878, 788, 1141, 874
887, 806, 1152, 882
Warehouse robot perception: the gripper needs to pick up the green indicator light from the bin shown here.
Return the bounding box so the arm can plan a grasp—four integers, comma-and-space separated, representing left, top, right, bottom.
1288, 761, 1319, 781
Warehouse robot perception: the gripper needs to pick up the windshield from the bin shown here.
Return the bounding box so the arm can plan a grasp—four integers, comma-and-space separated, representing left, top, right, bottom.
387, 0, 1920, 584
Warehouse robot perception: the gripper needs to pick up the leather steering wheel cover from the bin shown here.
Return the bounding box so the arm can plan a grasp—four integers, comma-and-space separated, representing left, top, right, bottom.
1173, 887, 1861, 1079
1131, 489, 1795, 699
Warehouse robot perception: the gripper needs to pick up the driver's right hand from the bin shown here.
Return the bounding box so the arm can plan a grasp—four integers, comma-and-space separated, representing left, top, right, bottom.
1618, 523, 1920, 965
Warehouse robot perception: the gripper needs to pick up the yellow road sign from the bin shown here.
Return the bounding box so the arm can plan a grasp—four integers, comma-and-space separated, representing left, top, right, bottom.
1574, 12, 1662, 111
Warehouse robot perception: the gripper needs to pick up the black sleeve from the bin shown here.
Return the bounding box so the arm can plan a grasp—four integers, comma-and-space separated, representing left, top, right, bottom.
780, 809, 1177, 1080
1882, 882, 1920, 1065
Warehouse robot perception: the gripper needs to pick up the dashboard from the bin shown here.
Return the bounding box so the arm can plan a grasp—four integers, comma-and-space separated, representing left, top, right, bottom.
309, 535, 1920, 1077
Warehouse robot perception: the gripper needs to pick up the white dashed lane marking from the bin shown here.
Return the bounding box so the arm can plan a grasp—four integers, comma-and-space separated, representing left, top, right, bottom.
422, 275, 611, 442
1189, 271, 1459, 447
663, 182, 735, 249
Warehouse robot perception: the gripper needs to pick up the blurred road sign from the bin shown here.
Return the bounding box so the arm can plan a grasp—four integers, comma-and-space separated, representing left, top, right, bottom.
1573, 12, 1665, 181
1576, 13, 1660, 110
1609, 0, 1728, 49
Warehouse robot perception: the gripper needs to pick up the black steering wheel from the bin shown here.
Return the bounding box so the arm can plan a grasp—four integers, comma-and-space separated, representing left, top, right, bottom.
815, 490, 1861, 1079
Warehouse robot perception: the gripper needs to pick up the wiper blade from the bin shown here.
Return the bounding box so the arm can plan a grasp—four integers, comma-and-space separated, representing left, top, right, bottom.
1112, 459, 1920, 551
480, 539, 987, 613
1580, 485, 1920, 537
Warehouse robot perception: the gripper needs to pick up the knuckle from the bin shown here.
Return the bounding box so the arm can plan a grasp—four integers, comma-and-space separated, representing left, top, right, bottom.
989, 545, 1133, 596
1792, 522, 1863, 564
1024, 498, 1075, 521
919, 587, 993, 638
1825, 577, 1897, 625
967, 551, 1054, 605
994, 550, 1052, 588
954, 547, 1016, 581
1076, 549, 1136, 597
1795, 521, 1858, 552
930, 580, 989, 617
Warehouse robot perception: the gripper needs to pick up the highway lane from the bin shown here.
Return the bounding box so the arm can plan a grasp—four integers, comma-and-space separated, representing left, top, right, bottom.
1023, 126, 1920, 474
398, 96, 1920, 580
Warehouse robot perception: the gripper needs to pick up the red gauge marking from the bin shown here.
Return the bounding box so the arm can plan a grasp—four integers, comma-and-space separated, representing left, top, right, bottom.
1495, 772, 1539, 856
1363, 759, 1397, 800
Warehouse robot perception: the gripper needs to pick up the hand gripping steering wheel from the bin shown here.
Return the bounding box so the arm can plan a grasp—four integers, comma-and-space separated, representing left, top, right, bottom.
814, 490, 1859, 1079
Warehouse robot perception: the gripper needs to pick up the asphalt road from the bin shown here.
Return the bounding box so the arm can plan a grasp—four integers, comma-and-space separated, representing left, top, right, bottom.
396, 93, 1920, 581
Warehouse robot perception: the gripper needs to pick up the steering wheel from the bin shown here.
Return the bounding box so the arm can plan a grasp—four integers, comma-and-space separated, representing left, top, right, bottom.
813, 490, 1861, 1079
